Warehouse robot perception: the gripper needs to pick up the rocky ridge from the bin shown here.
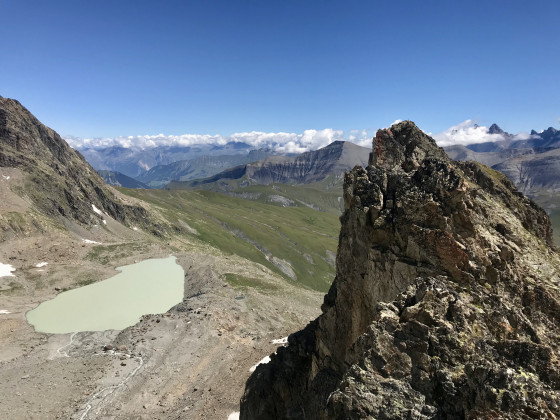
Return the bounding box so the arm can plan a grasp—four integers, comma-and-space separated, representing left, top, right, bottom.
0, 96, 169, 237
240, 121, 560, 419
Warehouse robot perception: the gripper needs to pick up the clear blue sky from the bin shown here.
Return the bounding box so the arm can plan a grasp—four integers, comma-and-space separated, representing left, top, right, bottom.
1, 0, 559, 138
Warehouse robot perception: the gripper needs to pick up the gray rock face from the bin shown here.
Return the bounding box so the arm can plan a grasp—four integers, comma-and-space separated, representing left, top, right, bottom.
240, 121, 560, 419
245, 141, 370, 185
492, 148, 560, 194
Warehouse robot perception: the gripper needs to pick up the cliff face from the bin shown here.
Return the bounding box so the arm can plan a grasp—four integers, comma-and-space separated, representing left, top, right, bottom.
244, 141, 370, 185
240, 121, 560, 419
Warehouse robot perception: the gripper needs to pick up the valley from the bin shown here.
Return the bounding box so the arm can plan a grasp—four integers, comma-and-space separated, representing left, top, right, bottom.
0, 97, 330, 419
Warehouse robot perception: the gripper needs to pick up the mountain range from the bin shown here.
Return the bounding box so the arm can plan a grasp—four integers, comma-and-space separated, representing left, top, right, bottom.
0, 96, 339, 418
136, 148, 275, 188
444, 124, 560, 200
78, 141, 257, 178
174, 140, 369, 188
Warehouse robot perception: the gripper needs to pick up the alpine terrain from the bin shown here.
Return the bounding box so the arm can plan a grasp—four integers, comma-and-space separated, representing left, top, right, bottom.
241, 121, 560, 419
0, 97, 334, 419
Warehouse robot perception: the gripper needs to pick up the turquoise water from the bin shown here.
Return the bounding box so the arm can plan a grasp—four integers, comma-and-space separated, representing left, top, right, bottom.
27, 256, 184, 334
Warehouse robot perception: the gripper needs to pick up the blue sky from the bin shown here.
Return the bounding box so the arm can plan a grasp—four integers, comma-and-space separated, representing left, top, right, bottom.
1, 0, 559, 142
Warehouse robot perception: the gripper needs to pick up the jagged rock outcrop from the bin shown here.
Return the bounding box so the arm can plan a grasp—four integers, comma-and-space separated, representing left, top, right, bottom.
0, 96, 169, 236
240, 121, 560, 419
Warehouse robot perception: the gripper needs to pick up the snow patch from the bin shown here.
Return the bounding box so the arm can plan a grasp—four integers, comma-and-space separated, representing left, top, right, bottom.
35, 262, 48, 268
0, 310, 11, 315
0, 262, 15, 277
227, 412, 240, 420
92, 204, 103, 215
249, 355, 271, 372
82, 239, 101, 245
271, 336, 288, 345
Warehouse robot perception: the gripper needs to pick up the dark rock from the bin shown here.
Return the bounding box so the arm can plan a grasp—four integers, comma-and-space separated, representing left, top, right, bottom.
240, 121, 560, 419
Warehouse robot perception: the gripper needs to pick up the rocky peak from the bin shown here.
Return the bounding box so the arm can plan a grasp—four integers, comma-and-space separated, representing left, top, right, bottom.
241, 121, 560, 419
541, 126, 559, 139
488, 123, 505, 135
369, 121, 447, 172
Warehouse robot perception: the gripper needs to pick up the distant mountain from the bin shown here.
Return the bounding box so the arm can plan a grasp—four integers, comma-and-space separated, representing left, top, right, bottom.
166, 141, 370, 215
137, 149, 275, 188
445, 123, 560, 212
97, 170, 148, 189
444, 144, 533, 167
77, 142, 257, 178
176, 141, 370, 189
493, 148, 560, 194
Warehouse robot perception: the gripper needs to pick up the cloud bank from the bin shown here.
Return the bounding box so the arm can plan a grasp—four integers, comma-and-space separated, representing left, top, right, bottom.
65, 119, 549, 153
65, 129, 372, 154
433, 120, 507, 147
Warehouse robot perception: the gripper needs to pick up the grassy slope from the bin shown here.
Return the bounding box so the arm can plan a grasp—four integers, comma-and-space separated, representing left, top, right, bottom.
167, 173, 346, 215
120, 188, 340, 292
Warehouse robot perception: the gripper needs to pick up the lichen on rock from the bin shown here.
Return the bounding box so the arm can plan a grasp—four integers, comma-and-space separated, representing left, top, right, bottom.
240, 121, 560, 419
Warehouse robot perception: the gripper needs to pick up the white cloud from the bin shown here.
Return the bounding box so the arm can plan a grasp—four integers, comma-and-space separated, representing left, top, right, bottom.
433, 120, 507, 147
512, 132, 535, 141
65, 128, 369, 154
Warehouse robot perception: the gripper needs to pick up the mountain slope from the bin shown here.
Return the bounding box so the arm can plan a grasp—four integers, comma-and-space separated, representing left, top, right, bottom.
444, 144, 534, 167
0, 96, 168, 238
445, 124, 560, 228
241, 121, 560, 419
493, 148, 560, 194
97, 170, 149, 189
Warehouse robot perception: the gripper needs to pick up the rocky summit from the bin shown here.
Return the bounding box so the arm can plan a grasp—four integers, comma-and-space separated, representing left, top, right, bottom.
240, 121, 560, 419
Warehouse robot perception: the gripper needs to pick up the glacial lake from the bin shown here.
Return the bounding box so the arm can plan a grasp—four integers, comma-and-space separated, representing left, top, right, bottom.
27, 255, 184, 334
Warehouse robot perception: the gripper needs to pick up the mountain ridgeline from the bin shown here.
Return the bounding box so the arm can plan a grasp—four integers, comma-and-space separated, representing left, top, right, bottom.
241, 121, 560, 419
169, 141, 370, 188
78, 141, 257, 178
0, 96, 168, 237
445, 124, 560, 201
